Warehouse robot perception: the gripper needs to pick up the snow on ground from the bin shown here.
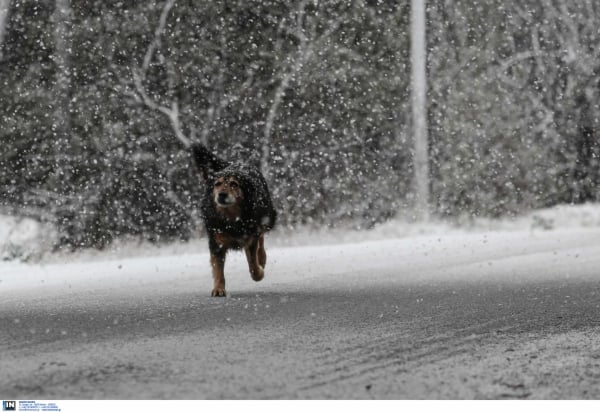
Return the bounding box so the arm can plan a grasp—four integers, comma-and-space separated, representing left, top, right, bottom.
1, 203, 599, 296
2, 204, 600, 399
1, 207, 599, 298
0, 215, 57, 262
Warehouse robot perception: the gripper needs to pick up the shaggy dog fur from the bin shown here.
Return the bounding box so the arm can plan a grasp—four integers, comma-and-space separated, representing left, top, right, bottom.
191, 143, 277, 297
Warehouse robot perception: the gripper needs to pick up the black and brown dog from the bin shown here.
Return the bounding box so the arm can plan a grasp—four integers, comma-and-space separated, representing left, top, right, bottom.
191, 143, 277, 297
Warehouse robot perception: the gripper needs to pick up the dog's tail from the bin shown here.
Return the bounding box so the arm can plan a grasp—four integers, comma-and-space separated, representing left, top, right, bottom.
190, 143, 230, 180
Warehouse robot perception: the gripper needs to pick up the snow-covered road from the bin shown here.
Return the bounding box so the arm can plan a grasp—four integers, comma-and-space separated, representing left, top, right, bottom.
1, 228, 600, 399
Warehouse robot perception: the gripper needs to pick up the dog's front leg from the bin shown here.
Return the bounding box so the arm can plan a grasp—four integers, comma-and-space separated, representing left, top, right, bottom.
245, 237, 264, 282
210, 248, 227, 297
257, 233, 266, 268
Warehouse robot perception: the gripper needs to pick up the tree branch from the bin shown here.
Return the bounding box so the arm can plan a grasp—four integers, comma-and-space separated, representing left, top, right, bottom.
142, 0, 176, 76
129, 0, 254, 150
261, 1, 342, 176
132, 69, 191, 148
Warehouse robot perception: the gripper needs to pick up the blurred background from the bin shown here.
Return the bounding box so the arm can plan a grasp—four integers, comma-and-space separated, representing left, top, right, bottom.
0, 0, 598, 251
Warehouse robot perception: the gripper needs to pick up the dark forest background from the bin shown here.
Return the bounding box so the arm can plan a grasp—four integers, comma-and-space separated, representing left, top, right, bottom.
1, 0, 599, 250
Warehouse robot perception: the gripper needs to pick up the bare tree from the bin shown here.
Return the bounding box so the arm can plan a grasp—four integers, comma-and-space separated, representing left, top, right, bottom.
261, 1, 312, 178
128, 0, 254, 150
127, 0, 194, 148
411, 0, 429, 220
0, 0, 9, 60
260, 1, 342, 178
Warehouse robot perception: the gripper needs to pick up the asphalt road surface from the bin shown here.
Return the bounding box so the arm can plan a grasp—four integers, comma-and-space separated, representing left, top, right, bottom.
1, 229, 600, 399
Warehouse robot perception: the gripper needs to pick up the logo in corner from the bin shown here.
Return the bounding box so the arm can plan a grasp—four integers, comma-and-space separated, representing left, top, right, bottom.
2, 401, 16, 411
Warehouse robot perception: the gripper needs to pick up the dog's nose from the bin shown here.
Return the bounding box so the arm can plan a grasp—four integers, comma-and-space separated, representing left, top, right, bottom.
217, 192, 228, 202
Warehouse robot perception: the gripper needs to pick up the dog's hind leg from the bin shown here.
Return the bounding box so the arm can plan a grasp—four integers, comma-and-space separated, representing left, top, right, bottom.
210, 249, 227, 297
245, 237, 264, 282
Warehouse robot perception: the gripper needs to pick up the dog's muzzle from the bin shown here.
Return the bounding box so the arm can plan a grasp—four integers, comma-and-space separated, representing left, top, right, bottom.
216, 192, 235, 207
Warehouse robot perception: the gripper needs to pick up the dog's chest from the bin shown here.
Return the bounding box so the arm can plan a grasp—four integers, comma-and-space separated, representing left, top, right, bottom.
213, 231, 251, 249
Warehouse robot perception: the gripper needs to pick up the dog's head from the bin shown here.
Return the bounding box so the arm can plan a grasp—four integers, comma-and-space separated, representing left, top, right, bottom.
213, 175, 243, 207
211, 173, 244, 220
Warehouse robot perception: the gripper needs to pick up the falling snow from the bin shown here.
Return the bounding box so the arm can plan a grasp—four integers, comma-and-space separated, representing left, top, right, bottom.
1, 0, 600, 401
1, 1, 599, 253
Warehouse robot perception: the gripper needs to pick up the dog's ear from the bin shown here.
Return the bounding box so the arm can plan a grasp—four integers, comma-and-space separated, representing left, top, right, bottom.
190, 143, 229, 181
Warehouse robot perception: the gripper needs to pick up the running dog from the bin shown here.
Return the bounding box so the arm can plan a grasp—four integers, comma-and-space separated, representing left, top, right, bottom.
191, 143, 277, 297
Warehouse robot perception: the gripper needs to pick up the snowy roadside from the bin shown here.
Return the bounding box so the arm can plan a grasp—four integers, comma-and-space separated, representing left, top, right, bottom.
1, 223, 599, 298
2, 203, 600, 265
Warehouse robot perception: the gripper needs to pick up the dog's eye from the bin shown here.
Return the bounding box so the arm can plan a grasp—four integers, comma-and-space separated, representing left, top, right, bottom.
230, 182, 239, 189
214, 181, 222, 187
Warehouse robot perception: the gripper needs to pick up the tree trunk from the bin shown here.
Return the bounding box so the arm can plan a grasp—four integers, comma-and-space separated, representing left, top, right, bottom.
0, 0, 9, 60
410, 0, 429, 221
261, 70, 292, 180
573, 94, 600, 202
51, 0, 72, 185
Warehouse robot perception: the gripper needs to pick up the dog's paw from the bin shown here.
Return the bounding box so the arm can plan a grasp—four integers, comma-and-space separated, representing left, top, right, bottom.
211, 287, 227, 297
250, 266, 264, 282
